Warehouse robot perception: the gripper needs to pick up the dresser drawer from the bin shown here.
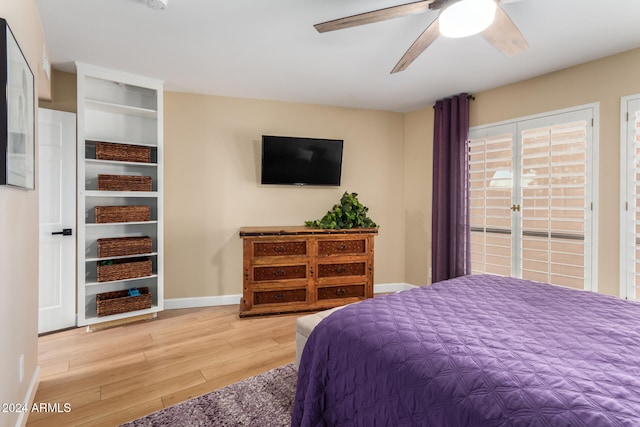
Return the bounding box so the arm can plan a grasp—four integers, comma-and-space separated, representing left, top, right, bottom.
317, 284, 365, 300
253, 265, 306, 282
254, 288, 307, 305
317, 262, 366, 278
253, 241, 307, 257
317, 239, 366, 256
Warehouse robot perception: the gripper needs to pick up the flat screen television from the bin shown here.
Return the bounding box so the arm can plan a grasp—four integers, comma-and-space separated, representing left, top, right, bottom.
261, 135, 343, 186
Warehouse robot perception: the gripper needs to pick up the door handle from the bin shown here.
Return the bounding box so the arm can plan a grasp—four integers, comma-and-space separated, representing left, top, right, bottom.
52, 228, 73, 236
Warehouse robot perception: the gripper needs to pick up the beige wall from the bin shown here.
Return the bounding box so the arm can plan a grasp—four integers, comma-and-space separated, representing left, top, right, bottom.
164, 92, 406, 298
42, 74, 408, 300
403, 47, 640, 296
403, 107, 434, 285
39, 69, 76, 113
0, 1, 50, 426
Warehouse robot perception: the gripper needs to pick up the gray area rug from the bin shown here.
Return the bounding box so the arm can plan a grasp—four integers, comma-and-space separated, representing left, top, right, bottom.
121, 363, 297, 426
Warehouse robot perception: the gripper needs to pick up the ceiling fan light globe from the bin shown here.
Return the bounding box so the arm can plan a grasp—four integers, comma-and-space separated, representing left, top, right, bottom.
143, 0, 168, 10
439, 0, 497, 38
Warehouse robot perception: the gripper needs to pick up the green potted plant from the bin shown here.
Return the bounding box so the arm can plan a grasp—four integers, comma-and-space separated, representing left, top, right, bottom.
305, 192, 378, 230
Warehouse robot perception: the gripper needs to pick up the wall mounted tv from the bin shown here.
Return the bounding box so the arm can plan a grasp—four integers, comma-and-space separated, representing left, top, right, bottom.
261, 135, 343, 186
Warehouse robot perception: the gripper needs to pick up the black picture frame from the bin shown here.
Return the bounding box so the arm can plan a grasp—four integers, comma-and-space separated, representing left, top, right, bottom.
0, 18, 35, 190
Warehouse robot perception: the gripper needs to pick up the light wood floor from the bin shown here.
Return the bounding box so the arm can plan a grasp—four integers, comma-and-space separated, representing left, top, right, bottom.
28, 305, 304, 427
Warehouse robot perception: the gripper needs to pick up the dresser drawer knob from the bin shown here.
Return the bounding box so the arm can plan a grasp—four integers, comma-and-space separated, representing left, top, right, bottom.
336, 266, 347, 273
274, 269, 286, 277
274, 293, 285, 300
274, 246, 286, 252
336, 287, 346, 296
336, 244, 347, 250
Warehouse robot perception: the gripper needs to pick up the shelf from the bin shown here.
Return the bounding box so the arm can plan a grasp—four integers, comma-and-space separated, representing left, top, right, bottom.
85, 274, 158, 287
77, 62, 163, 327
83, 304, 162, 326
86, 252, 158, 262
86, 138, 158, 148
85, 99, 157, 119
85, 190, 158, 198
86, 220, 158, 227
85, 158, 158, 168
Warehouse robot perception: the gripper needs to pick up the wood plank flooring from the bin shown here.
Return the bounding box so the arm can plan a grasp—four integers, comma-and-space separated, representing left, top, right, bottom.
28, 305, 304, 427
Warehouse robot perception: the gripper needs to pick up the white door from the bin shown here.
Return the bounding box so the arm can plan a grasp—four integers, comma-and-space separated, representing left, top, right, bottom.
38, 108, 76, 333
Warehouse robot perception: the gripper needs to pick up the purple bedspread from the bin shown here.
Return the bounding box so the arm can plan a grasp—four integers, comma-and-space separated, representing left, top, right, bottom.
292, 275, 640, 426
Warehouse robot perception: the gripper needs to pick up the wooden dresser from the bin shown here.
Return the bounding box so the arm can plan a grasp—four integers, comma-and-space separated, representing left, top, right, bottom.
239, 226, 377, 317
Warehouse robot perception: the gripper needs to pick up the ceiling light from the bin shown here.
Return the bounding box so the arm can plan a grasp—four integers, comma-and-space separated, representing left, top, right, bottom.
143, 0, 168, 10
439, 0, 497, 38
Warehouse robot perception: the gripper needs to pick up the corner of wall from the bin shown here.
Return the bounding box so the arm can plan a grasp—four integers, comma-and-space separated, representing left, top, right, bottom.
402, 107, 434, 286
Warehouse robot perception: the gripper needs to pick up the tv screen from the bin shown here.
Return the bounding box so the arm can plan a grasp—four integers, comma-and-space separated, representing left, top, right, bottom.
261, 135, 343, 186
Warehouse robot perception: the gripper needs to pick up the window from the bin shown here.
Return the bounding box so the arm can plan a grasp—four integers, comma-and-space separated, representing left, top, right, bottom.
470, 105, 598, 291
620, 95, 640, 299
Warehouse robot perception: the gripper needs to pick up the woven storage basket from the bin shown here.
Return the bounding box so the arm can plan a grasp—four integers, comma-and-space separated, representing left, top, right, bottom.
95, 206, 150, 223
95, 142, 151, 163
97, 257, 152, 282
97, 236, 153, 258
98, 174, 152, 192
96, 287, 152, 317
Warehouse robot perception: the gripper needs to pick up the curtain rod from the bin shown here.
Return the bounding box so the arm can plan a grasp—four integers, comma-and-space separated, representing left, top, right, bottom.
433, 94, 475, 108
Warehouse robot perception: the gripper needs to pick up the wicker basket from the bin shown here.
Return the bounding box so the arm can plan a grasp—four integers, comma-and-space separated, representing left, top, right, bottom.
97, 236, 153, 258
98, 174, 152, 192
96, 287, 152, 317
95, 142, 151, 163
95, 206, 151, 223
97, 257, 152, 282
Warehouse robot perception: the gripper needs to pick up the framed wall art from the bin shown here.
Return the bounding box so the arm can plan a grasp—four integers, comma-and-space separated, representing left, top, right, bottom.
0, 18, 35, 190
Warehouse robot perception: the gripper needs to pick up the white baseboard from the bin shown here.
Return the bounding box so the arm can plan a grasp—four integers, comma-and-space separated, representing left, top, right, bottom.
163, 282, 417, 310
164, 294, 242, 310
16, 365, 40, 427
374, 282, 418, 293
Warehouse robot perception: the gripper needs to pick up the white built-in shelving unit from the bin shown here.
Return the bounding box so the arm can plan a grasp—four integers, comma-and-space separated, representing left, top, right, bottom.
76, 63, 164, 326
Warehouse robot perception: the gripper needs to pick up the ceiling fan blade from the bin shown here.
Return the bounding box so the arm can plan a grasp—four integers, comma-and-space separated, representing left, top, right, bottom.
391, 18, 440, 74
481, 6, 528, 57
314, 0, 434, 33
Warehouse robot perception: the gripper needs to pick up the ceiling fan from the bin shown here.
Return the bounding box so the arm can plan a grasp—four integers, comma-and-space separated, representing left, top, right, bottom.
314, 0, 528, 74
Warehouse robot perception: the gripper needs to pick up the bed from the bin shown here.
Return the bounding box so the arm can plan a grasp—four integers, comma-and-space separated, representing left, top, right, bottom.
292, 274, 640, 426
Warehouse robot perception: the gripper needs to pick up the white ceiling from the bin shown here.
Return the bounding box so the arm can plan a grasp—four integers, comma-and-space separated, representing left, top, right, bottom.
35, 0, 640, 113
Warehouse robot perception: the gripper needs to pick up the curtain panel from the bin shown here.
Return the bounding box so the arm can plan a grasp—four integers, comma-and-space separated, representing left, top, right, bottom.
431, 93, 471, 283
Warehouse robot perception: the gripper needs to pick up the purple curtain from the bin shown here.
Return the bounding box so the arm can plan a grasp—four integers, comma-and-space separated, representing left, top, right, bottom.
431, 93, 471, 283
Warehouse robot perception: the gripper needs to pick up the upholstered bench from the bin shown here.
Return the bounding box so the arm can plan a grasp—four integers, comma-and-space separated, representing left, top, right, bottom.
295, 305, 347, 369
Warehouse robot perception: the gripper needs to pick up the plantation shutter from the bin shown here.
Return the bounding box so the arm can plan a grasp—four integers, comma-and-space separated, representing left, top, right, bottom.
621, 96, 640, 299
469, 125, 514, 276
519, 118, 589, 289
469, 106, 596, 291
